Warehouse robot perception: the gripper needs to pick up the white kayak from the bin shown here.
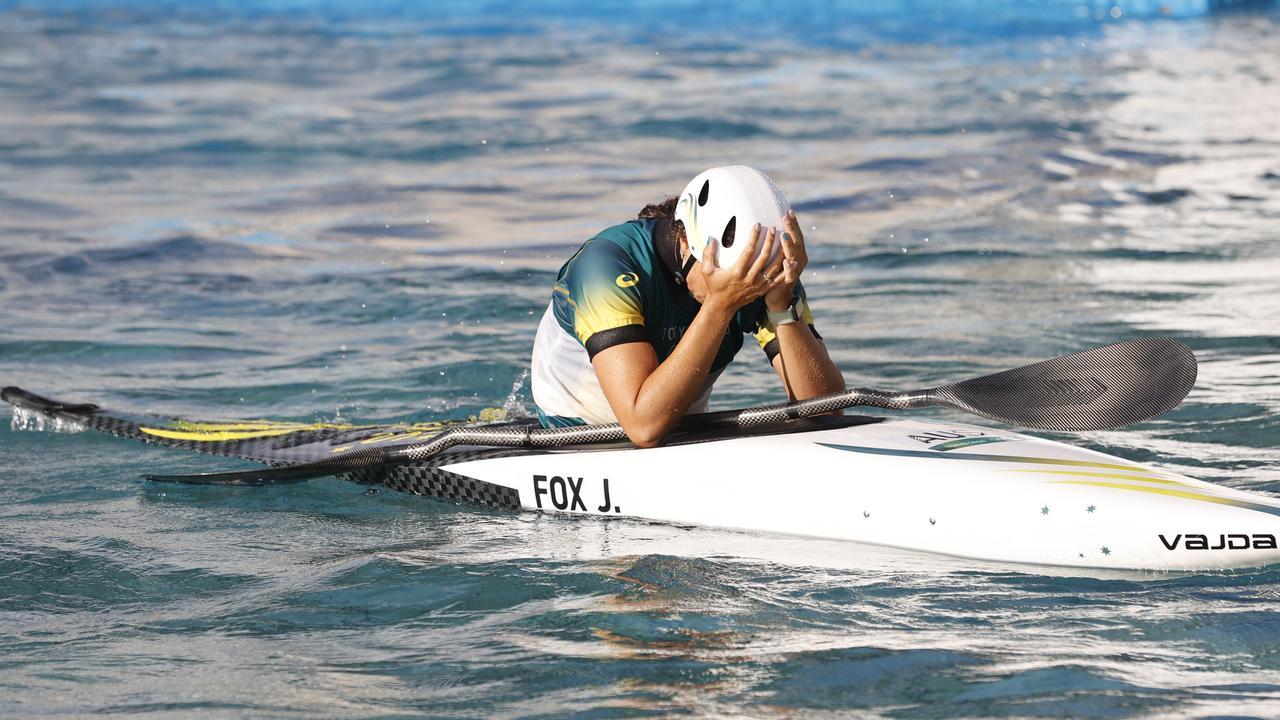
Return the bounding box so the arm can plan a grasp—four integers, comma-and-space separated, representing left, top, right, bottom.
5, 379, 1277, 572
438, 415, 1280, 572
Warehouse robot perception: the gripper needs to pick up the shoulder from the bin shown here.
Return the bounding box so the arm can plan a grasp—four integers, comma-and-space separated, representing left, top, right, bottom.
561, 220, 655, 285
584, 220, 656, 264
552, 221, 655, 351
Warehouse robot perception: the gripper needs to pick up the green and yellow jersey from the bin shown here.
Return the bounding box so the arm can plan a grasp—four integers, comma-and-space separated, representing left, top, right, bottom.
530, 219, 817, 427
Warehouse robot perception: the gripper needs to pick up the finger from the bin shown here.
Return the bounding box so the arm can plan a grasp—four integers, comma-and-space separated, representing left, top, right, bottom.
784, 209, 804, 245
785, 236, 806, 273
783, 258, 800, 284
747, 226, 776, 278
782, 215, 807, 269
763, 235, 786, 279
733, 223, 764, 274
701, 234, 717, 272
766, 272, 789, 293
780, 225, 796, 262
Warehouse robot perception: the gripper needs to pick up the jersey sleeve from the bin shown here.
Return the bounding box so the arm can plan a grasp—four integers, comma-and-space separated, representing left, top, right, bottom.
747, 282, 822, 362
551, 239, 649, 359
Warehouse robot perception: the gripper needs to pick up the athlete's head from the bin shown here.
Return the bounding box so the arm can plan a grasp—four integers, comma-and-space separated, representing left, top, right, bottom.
672, 165, 790, 269
639, 166, 791, 300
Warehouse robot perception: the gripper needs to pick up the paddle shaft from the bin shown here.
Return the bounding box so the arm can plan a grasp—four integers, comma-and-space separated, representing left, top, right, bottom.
143, 337, 1196, 484
142, 388, 941, 483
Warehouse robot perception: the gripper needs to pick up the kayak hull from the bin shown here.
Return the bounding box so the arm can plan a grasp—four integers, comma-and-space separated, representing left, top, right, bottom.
438, 417, 1280, 571
5, 386, 1277, 571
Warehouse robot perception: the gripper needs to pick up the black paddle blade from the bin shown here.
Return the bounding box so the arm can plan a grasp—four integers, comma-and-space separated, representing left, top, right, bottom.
931, 337, 1197, 431
142, 469, 312, 485
143, 446, 390, 485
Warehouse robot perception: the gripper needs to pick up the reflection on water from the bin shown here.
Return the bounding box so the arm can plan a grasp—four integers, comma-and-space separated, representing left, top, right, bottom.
1, 1, 1279, 717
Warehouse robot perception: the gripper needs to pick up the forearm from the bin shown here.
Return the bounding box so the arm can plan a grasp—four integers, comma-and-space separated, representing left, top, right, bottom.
772, 322, 845, 401
596, 219, 784, 446
627, 301, 736, 444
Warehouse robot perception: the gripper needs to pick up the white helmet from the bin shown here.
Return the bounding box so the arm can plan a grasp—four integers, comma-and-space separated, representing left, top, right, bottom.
673, 165, 790, 269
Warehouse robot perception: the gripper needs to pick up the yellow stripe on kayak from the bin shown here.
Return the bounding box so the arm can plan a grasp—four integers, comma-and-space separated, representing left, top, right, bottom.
167, 420, 344, 432
164, 420, 459, 432
1048, 479, 1280, 515
1014, 457, 1169, 473
139, 410, 497, 445
1009, 469, 1191, 486
141, 426, 331, 442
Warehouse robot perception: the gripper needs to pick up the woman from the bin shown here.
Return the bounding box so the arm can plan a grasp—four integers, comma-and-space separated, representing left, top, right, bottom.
531, 165, 845, 447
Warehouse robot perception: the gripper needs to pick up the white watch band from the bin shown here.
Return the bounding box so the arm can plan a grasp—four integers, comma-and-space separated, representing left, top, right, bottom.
767, 298, 802, 327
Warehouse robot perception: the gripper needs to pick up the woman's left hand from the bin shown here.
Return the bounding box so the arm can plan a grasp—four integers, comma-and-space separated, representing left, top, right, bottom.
763, 209, 808, 312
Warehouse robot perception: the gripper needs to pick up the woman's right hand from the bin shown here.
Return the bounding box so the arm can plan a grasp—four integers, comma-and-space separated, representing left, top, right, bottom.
697, 223, 787, 315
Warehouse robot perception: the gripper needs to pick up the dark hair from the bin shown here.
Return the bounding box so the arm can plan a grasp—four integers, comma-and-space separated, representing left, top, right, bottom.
638, 195, 678, 220
640, 195, 688, 279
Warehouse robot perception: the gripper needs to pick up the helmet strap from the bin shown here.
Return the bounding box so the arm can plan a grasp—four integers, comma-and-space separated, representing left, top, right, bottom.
676, 254, 697, 286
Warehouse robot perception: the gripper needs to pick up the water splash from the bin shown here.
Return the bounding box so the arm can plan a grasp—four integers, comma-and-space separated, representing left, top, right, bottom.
9, 406, 85, 434
501, 368, 533, 419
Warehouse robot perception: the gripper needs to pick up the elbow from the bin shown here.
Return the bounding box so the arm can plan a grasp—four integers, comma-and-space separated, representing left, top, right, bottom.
626, 429, 666, 449
621, 419, 668, 449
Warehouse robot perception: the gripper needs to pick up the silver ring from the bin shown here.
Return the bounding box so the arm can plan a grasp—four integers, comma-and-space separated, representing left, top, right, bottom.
761, 272, 772, 283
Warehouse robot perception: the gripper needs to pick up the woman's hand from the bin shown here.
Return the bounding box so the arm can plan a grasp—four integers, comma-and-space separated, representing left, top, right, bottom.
764, 209, 807, 312
697, 223, 788, 315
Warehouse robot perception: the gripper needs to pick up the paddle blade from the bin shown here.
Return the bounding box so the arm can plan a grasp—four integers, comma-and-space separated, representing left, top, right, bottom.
143, 446, 390, 485
142, 468, 313, 485
932, 337, 1197, 431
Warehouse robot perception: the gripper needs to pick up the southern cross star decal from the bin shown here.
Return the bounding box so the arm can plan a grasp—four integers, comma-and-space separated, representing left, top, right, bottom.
1101, 546, 1111, 556
1087, 505, 1096, 513
1041, 505, 1050, 515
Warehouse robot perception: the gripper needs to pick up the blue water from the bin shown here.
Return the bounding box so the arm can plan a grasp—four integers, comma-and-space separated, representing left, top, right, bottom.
3, 1, 1280, 716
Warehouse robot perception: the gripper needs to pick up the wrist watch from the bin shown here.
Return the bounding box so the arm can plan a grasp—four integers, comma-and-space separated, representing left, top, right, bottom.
766, 296, 802, 327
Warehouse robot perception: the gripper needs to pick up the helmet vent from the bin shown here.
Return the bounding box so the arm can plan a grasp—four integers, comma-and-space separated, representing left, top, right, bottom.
698, 180, 709, 207
721, 216, 736, 249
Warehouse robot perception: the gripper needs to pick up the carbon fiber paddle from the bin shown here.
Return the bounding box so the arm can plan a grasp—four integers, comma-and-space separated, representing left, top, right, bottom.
143, 336, 1197, 485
